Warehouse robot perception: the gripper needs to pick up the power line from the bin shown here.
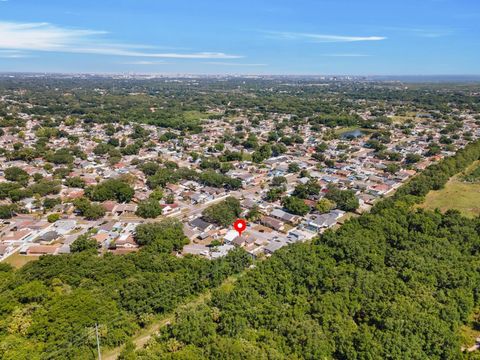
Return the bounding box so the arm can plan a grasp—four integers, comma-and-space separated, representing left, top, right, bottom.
95, 323, 102, 360
44, 254, 250, 359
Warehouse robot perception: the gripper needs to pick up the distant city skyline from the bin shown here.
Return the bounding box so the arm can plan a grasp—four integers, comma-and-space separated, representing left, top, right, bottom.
0, 0, 479, 75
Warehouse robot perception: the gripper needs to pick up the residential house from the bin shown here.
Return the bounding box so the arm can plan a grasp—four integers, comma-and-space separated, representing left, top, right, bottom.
264, 238, 289, 254
305, 210, 345, 232
190, 218, 214, 233
270, 209, 300, 225
26, 244, 61, 255
260, 216, 285, 232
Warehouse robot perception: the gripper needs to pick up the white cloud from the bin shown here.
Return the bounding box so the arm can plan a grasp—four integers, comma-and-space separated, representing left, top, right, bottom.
410, 29, 452, 38
0, 21, 243, 59
203, 62, 267, 66
266, 31, 386, 42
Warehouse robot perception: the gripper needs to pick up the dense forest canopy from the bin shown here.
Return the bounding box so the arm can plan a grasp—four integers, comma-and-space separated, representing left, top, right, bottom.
0, 219, 251, 359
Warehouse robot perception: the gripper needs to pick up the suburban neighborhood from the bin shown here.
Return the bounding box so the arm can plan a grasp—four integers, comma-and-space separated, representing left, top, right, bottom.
1, 76, 479, 266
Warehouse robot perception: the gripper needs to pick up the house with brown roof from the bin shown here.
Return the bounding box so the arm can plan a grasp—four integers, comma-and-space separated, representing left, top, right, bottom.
260, 216, 285, 232
115, 203, 137, 215
102, 201, 117, 213
26, 244, 61, 255
92, 233, 109, 244
1, 229, 32, 243
61, 188, 85, 200
116, 235, 137, 248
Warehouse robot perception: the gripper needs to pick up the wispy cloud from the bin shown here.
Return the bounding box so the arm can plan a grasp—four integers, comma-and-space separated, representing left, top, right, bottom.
0, 21, 243, 59
265, 31, 386, 43
203, 62, 268, 66
121, 60, 169, 65
382, 26, 452, 38
0, 50, 31, 58
411, 29, 452, 38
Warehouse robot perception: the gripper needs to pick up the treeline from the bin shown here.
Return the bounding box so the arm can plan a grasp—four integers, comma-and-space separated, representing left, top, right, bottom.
374, 139, 480, 212
127, 141, 480, 360
143, 164, 242, 191
0, 219, 251, 359
3, 78, 478, 132
309, 113, 361, 128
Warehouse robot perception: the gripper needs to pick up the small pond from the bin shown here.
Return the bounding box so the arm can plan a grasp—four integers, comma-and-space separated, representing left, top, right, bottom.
340, 129, 365, 139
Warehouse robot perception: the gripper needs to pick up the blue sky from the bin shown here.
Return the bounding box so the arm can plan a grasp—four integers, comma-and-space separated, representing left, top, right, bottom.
0, 0, 478, 75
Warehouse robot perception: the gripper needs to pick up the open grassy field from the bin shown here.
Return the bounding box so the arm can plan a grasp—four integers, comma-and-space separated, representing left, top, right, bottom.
182, 110, 210, 121
3, 252, 40, 269
389, 111, 417, 124
419, 161, 480, 218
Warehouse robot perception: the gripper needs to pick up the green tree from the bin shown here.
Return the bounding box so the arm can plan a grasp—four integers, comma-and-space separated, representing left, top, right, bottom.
47, 213, 61, 223
65, 176, 86, 188
281, 196, 309, 215
164, 193, 175, 204
135, 199, 162, 219
86, 179, 134, 203
93, 143, 110, 156
43, 197, 61, 210
271, 176, 287, 187
246, 205, 262, 221
149, 188, 164, 201
0, 205, 15, 219
70, 234, 99, 253
74, 197, 106, 220
292, 179, 321, 199
5, 167, 29, 185
288, 162, 301, 173
385, 163, 400, 174
203, 197, 241, 227
426, 142, 441, 156
325, 185, 359, 212
83, 204, 106, 220
265, 187, 285, 202
405, 153, 422, 164
46, 148, 74, 164
316, 198, 335, 213
134, 219, 188, 252
139, 162, 160, 176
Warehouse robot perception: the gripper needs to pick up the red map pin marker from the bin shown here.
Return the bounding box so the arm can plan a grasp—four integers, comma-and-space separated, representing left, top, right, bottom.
233, 219, 247, 237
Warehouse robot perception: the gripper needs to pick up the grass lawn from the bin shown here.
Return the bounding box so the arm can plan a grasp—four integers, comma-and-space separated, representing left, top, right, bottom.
3, 252, 41, 269
419, 161, 480, 218
389, 115, 415, 124
389, 112, 417, 124
182, 110, 209, 121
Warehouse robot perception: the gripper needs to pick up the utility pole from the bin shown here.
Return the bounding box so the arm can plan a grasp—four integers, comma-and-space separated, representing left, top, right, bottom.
95, 323, 102, 360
